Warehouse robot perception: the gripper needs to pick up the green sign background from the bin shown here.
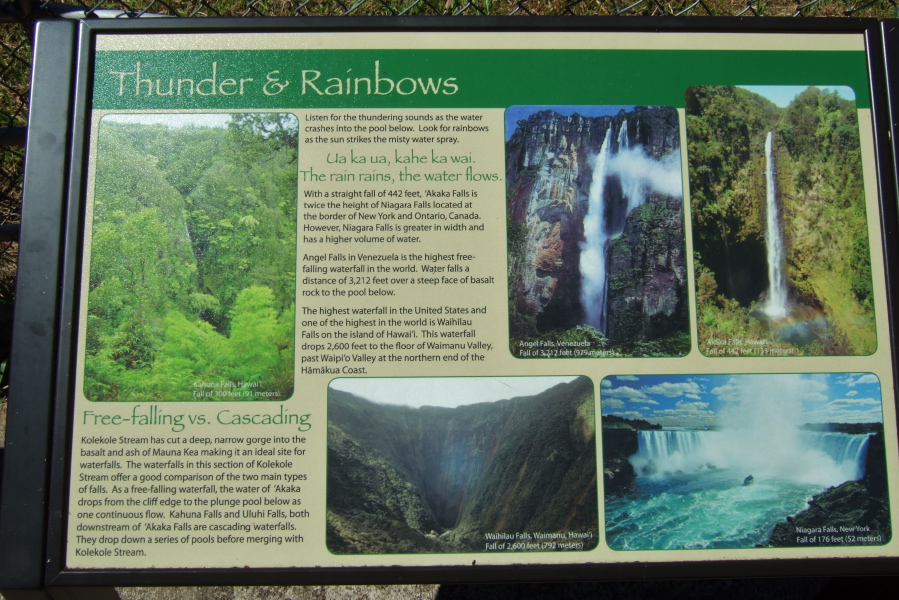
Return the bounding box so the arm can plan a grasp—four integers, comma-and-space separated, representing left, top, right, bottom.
93, 49, 872, 110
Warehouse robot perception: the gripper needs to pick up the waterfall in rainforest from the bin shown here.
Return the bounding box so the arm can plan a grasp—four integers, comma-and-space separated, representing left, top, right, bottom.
764, 131, 789, 318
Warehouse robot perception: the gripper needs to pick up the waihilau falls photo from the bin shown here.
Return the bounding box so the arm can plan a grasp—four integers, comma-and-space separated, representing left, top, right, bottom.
687, 85, 876, 356
506, 105, 689, 359
601, 373, 890, 550
326, 376, 598, 554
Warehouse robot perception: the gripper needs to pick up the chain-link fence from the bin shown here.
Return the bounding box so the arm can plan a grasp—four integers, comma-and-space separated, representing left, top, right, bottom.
3, 0, 899, 19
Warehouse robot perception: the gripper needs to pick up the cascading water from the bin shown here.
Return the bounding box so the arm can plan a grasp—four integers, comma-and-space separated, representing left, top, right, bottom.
606, 428, 872, 550
617, 118, 628, 149
579, 120, 682, 332
580, 126, 613, 331
632, 429, 870, 484
606, 375, 882, 551
764, 131, 789, 318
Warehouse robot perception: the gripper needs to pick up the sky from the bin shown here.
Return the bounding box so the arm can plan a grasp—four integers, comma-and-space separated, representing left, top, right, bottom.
102, 113, 233, 128
505, 105, 634, 140
737, 85, 856, 108
601, 373, 882, 428
330, 376, 580, 409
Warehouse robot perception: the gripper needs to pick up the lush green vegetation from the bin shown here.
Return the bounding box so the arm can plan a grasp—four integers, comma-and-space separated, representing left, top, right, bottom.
687, 86, 875, 355
84, 114, 298, 401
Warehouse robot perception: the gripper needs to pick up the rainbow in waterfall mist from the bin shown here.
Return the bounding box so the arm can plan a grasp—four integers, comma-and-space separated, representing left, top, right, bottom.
601, 373, 885, 550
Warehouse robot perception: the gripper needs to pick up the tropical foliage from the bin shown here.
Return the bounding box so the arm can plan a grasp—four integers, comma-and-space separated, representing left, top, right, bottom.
687, 86, 875, 355
84, 114, 298, 401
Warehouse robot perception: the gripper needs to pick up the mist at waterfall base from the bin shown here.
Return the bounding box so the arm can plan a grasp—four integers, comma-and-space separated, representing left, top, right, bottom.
605, 378, 871, 550
579, 126, 683, 331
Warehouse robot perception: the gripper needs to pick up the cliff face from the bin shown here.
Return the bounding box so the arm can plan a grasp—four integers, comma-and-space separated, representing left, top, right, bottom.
605, 194, 688, 342
506, 107, 686, 344
506, 112, 607, 335
600, 427, 638, 496
327, 377, 598, 554
600, 415, 665, 496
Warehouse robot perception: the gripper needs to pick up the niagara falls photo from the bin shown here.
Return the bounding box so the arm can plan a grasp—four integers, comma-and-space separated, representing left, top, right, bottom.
687, 85, 876, 356
601, 373, 890, 551
506, 105, 690, 359
83, 113, 298, 402
326, 376, 598, 554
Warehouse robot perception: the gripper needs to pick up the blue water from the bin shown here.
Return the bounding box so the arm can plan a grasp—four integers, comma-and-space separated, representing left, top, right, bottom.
606, 430, 870, 550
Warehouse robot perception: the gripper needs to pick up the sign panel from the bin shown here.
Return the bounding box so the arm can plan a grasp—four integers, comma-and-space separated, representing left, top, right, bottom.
58, 23, 899, 575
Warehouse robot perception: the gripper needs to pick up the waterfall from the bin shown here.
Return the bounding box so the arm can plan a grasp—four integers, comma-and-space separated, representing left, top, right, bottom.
580, 126, 613, 331
617, 118, 628, 150
799, 432, 870, 480
631, 430, 721, 475
579, 119, 683, 333
632, 429, 870, 485
763, 131, 789, 318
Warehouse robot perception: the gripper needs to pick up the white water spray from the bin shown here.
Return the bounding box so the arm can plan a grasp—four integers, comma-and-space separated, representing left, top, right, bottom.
631, 376, 871, 487
579, 121, 683, 332
617, 118, 628, 150
633, 429, 869, 486
764, 131, 789, 318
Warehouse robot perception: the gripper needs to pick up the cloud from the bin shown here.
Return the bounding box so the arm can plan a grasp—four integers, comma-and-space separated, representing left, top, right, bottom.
713, 374, 820, 403
710, 380, 743, 402
805, 405, 883, 424
643, 381, 702, 397
830, 397, 880, 407
804, 397, 883, 423
650, 399, 715, 427
607, 410, 648, 421
846, 390, 858, 397
838, 374, 880, 387
602, 385, 655, 404
803, 379, 828, 393
635, 398, 660, 406
803, 392, 828, 403
603, 398, 625, 409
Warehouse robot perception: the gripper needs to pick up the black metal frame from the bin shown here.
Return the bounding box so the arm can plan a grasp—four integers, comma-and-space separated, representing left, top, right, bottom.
3, 15, 899, 590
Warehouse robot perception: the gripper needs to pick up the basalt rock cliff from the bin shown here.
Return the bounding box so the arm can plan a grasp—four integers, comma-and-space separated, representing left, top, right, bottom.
326, 377, 598, 554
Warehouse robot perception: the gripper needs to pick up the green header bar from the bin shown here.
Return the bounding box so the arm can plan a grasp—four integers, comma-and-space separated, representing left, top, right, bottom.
93, 49, 871, 110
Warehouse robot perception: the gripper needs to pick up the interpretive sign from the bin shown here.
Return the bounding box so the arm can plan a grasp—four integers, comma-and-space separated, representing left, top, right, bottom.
4, 17, 899, 588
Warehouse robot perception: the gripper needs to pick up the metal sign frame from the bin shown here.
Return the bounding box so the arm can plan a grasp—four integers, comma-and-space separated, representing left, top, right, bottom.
3, 15, 899, 589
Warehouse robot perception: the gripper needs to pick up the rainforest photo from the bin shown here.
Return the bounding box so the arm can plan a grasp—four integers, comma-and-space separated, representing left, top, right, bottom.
83, 113, 298, 402
326, 376, 598, 554
506, 105, 689, 359
687, 85, 875, 356
601, 373, 890, 550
